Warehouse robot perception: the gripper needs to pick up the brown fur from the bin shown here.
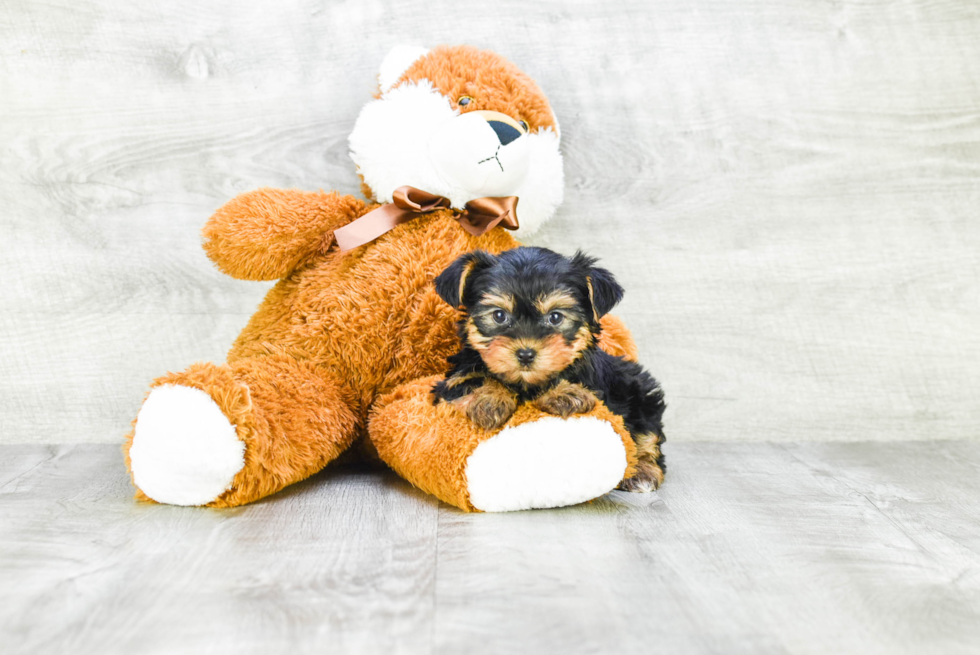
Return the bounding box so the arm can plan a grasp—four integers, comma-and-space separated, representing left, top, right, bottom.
477, 333, 583, 386
586, 277, 600, 324
617, 431, 665, 492
533, 380, 597, 418
202, 189, 366, 281
596, 314, 639, 363
465, 316, 494, 350
535, 289, 578, 314
124, 46, 640, 511
450, 378, 518, 430
390, 45, 558, 135
481, 291, 515, 313
370, 376, 638, 512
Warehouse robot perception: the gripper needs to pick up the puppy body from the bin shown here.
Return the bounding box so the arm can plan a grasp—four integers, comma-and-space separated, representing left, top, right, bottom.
432, 247, 666, 491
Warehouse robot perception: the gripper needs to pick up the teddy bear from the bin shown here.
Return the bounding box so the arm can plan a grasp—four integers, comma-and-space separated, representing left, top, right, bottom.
123, 44, 650, 512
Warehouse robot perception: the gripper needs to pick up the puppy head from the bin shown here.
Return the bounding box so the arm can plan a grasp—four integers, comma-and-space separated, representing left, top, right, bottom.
435, 247, 624, 386
349, 45, 564, 236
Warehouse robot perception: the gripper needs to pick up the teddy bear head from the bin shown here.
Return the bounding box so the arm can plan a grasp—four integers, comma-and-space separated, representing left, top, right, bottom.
349, 45, 564, 236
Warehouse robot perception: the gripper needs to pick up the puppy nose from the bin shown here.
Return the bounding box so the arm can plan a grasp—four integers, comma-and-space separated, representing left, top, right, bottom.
516, 348, 537, 366
488, 120, 522, 146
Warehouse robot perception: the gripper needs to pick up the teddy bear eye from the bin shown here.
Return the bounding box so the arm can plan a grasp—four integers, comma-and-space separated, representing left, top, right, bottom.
492, 309, 508, 324
458, 96, 473, 107
548, 311, 564, 326
518, 120, 529, 131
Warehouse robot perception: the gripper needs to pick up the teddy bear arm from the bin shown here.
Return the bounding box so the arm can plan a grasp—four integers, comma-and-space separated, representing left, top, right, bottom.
202, 188, 367, 280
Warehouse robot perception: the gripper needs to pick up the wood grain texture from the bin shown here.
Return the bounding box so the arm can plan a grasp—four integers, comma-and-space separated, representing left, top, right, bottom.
1, 0, 979, 443
0, 445, 440, 655
2, 442, 979, 654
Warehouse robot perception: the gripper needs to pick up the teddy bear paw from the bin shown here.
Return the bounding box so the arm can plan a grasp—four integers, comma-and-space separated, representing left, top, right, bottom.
129, 384, 245, 506
464, 416, 628, 512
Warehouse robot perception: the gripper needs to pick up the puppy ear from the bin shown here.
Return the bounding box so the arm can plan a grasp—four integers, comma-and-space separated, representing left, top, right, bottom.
434, 250, 497, 308
588, 266, 624, 318
572, 251, 624, 320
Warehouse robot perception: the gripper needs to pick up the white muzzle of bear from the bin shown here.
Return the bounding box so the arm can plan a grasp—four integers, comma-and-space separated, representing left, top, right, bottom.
428, 110, 531, 197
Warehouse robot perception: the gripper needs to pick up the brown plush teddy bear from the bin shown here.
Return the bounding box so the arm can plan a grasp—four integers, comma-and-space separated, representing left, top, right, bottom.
123, 44, 652, 512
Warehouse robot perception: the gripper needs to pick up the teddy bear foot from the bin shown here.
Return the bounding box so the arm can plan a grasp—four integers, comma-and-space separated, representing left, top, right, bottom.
128, 384, 246, 506
464, 416, 628, 512
369, 376, 638, 513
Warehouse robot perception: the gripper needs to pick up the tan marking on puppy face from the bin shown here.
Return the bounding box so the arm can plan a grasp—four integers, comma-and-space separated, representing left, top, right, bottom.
479, 336, 530, 384
394, 45, 557, 133
480, 291, 515, 313
479, 334, 580, 386
531, 333, 577, 382
466, 317, 493, 351
571, 323, 594, 355
535, 289, 578, 315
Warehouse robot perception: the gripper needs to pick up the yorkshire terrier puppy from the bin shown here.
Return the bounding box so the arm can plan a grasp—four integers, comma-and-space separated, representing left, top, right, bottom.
432, 247, 666, 491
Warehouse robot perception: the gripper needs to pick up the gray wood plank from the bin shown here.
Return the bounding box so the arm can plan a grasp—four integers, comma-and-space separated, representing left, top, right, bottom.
0, 444, 63, 489
4, 443, 979, 654
0, 445, 439, 655
2, 0, 980, 445
433, 441, 980, 655
0, 312, 260, 439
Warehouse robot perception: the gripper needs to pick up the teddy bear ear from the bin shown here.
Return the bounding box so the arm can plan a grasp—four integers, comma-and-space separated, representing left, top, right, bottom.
378, 45, 430, 94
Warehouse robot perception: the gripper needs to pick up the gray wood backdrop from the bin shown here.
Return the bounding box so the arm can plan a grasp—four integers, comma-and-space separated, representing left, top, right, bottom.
1, 0, 978, 445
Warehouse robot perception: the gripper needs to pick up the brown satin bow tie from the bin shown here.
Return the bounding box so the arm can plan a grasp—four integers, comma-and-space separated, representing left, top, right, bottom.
333, 186, 519, 252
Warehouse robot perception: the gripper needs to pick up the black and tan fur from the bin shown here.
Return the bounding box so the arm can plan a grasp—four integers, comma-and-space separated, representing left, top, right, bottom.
432, 247, 667, 491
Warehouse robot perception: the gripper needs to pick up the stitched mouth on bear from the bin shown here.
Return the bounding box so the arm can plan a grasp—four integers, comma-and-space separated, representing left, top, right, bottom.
427, 110, 531, 197
477, 146, 504, 172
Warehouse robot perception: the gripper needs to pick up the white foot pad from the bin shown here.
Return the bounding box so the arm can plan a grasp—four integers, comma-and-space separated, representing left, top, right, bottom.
130, 384, 246, 506
464, 416, 627, 512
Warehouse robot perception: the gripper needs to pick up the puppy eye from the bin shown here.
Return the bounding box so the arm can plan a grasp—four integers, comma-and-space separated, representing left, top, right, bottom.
492, 309, 508, 324
548, 311, 564, 326
518, 120, 529, 131
458, 96, 473, 107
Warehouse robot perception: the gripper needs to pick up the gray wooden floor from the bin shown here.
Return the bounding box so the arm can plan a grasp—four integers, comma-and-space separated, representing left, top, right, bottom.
3, 442, 979, 654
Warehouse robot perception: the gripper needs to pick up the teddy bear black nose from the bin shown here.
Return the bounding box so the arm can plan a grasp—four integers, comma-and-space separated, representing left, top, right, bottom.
516, 348, 537, 366
488, 120, 522, 146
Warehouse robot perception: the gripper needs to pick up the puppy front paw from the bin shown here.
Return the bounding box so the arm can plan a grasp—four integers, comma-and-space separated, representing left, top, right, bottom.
533, 381, 597, 418
453, 381, 518, 431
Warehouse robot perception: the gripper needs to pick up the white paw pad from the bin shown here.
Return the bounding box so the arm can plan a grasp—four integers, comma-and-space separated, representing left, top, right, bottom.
464, 416, 628, 512
130, 384, 246, 506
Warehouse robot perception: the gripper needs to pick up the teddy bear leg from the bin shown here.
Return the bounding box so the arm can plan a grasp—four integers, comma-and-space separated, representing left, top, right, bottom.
124, 355, 359, 507
368, 377, 638, 512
